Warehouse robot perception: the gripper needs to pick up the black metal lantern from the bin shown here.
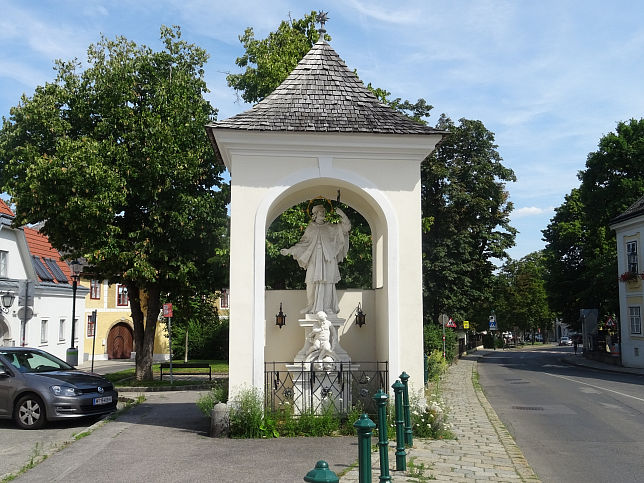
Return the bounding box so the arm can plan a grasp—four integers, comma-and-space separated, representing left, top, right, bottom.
355, 302, 366, 328
1, 292, 15, 313
276, 302, 286, 329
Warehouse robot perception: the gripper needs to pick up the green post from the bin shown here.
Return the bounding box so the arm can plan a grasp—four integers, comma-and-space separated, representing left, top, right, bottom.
353, 413, 376, 483
400, 371, 413, 447
392, 380, 407, 471
372, 389, 392, 482
304, 460, 339, 483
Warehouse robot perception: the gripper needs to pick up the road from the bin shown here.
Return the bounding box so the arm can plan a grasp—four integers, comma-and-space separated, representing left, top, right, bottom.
477, 345, 644, 482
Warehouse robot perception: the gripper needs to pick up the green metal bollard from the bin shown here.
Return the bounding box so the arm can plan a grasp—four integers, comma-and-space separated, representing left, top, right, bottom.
354, 413, 376, 483
392, 380, 407, 471
400, 371, 413, 447
304, 460, 339, 483
372, 389, 392, 482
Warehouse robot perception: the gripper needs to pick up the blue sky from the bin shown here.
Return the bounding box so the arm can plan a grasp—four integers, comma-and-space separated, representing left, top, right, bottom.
1, 0, 643, 260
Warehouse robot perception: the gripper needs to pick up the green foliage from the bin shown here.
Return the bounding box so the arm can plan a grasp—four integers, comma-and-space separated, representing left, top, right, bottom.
229, 387, 266, 438
482, 333, 502, 349
196, 382, 229, 416
411, 397, 450, 439
227, 11, 329, 103
422, 115, 516, 324
425, 349, 448, 383
423, 323, 458, 362
0, 26, 229, 380
167, 293, 229, 360
543, 119, 644, 326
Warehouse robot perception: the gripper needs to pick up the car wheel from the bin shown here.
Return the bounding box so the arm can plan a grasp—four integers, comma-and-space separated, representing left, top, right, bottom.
14, 394, 46, 429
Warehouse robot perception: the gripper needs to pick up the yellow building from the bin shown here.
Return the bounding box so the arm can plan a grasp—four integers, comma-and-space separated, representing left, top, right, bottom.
80, 277, 169, 362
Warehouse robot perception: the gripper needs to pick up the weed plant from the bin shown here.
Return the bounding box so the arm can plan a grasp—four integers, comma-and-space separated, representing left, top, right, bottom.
196, 382, 229, 416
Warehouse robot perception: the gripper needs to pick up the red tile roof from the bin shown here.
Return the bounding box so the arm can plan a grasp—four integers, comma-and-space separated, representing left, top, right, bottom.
0, 199, 14, 217
23, 227, 72, 283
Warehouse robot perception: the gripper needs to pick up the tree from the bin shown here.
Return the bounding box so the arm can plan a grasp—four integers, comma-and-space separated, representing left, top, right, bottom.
227, 11, 329, 104
422, 115, 516, 324
543, 119, 644, 326
0, 26, 228, 380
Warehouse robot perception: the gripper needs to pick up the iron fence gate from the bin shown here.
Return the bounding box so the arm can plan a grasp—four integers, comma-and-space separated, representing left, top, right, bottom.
265, 361, 388, 415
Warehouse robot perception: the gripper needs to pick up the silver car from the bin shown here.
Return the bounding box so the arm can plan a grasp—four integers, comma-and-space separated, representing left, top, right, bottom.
0, 347, 118, 429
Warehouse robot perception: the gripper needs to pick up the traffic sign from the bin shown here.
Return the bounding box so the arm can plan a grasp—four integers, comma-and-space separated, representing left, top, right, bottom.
463, 320, 470, 329
446, 317, 457, 328
163, 303, 173, 318
489, 319, 497, 330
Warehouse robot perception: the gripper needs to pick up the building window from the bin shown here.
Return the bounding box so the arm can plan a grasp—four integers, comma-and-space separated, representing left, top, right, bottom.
627, 241, 638, 273
87, 314, 96, 337
90, 280, 101, 299
0, 251, 7, 278
117, 285, 129, 306
41, 320, 48, 344
630, 306, 641, 334
59, 319, 66, 341
220, 289, 229, 309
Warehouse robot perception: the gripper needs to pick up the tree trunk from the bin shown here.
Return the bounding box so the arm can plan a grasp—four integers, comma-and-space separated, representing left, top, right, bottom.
128, 282, 161, 381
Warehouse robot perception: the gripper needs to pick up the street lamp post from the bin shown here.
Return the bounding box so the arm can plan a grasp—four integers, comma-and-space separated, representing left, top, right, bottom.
66, 261, 81, 366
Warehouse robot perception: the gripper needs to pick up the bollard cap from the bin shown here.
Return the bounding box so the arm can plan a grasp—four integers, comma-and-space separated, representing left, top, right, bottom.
399, 371, 410, 382
372, 389, 388, 402
353, 413, 376, 430
304, 460, 339, 483
392, 379, 404, 391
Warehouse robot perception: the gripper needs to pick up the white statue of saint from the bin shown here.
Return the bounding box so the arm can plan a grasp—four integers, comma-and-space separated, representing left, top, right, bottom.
280, 204, 351, 315
304, 311, 338, 363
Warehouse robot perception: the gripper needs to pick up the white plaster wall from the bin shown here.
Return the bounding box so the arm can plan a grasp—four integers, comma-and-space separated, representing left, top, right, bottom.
613, 216, 644, 368
0, 228, 28, 280
219, 131, 442, 394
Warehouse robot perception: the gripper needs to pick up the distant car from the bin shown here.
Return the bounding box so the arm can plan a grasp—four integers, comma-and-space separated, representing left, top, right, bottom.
0, 347, 118, 429
559, 336, 573, 346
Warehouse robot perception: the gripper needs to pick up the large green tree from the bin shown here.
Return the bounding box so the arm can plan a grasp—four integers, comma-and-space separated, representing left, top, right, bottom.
543, 119, 644, 326
422, 115, 516, 324
0, 26, 228, 380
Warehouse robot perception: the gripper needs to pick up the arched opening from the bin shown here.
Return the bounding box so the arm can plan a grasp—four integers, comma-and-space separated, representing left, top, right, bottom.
107, 322, 134, 359
0, 318, 9, 346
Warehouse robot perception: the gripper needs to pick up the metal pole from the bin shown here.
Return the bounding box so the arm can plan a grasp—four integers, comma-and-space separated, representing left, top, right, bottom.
91, 310, 97, 373
353, 413, 376, 483
71, 277, 77, 348
168, 316, 173, 384
442, 314, 446, 359
400, 371, 413, 447
372, 390, 391, 482
392, 380, 406, 471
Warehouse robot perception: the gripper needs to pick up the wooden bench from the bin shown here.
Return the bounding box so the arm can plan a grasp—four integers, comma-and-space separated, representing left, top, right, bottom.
159, 363, 212, 381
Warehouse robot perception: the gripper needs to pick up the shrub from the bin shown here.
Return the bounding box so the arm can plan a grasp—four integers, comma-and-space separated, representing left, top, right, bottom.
229, 387, 265, 438
426, 349, 448, 383
423, 322, 458, 362
195, 383, 229, 417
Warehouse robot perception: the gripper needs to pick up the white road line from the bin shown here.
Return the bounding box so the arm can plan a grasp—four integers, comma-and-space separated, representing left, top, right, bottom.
545, 372, 644, 403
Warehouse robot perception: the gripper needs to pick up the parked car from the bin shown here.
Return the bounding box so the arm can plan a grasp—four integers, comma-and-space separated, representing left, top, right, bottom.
0, 347, 118, 429
559, 336, 573, 346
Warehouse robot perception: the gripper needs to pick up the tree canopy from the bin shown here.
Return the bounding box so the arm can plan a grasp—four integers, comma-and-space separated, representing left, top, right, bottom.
0, 26, 229, 380
543, 118, 644, 326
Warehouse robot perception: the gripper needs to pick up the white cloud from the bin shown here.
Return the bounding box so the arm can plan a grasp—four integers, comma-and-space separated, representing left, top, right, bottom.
512, 206, 554, 219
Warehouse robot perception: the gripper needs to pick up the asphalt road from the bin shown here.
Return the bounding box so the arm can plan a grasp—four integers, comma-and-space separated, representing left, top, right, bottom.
477, 345, 644, 483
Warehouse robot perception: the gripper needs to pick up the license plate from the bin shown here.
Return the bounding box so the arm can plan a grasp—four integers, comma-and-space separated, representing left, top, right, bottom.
93, 396, 112, 405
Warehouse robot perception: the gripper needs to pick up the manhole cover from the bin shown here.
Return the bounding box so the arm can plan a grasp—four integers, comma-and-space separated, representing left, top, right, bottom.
512, 406, 544, 411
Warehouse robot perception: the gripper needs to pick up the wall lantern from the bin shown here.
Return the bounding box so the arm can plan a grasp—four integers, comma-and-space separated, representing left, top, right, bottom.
275, 302, 287, 329
355, 302, 366, 328
1, 292, 15, 313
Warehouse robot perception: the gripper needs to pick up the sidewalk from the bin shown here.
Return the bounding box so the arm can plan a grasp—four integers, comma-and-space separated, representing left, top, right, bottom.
560, 351, 644, 375
341, 353, 539, 481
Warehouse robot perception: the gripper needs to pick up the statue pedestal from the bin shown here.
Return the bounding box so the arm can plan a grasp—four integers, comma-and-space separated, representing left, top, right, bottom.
285, 361, 360, 415
293, 314, 350, 363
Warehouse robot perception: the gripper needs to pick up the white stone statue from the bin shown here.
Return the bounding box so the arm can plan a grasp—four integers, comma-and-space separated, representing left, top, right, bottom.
280, 204, 351, 315
304, 311, 338, 363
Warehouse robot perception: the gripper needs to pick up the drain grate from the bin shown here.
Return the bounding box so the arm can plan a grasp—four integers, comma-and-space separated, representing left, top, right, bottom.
512, 406, 544, 411
510, 381, 530, 384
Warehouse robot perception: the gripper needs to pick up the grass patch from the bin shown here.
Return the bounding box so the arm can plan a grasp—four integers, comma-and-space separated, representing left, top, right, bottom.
406, 456, 435, 481
104, 360, 228, 387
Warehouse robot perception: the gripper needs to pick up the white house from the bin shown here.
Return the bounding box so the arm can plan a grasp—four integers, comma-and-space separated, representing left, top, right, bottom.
611, 195, 644, 368
0, 200, 88, 362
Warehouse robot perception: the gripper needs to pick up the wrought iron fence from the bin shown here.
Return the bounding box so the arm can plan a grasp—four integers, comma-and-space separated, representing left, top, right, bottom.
265, 361, 388, 415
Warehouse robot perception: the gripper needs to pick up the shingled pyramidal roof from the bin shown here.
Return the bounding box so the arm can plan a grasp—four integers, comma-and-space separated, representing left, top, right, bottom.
206, 38, 443, 156
610, 194, 644, 225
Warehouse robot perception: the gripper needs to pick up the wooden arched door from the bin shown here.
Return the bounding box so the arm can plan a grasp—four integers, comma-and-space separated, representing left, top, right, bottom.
107, 323, 133, 359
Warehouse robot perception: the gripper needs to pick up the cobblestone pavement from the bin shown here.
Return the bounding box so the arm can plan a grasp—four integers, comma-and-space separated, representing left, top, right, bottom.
341, 354, 540, 482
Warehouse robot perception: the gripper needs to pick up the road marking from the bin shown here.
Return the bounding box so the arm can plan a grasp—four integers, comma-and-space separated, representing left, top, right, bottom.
545, 372, 644, 402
